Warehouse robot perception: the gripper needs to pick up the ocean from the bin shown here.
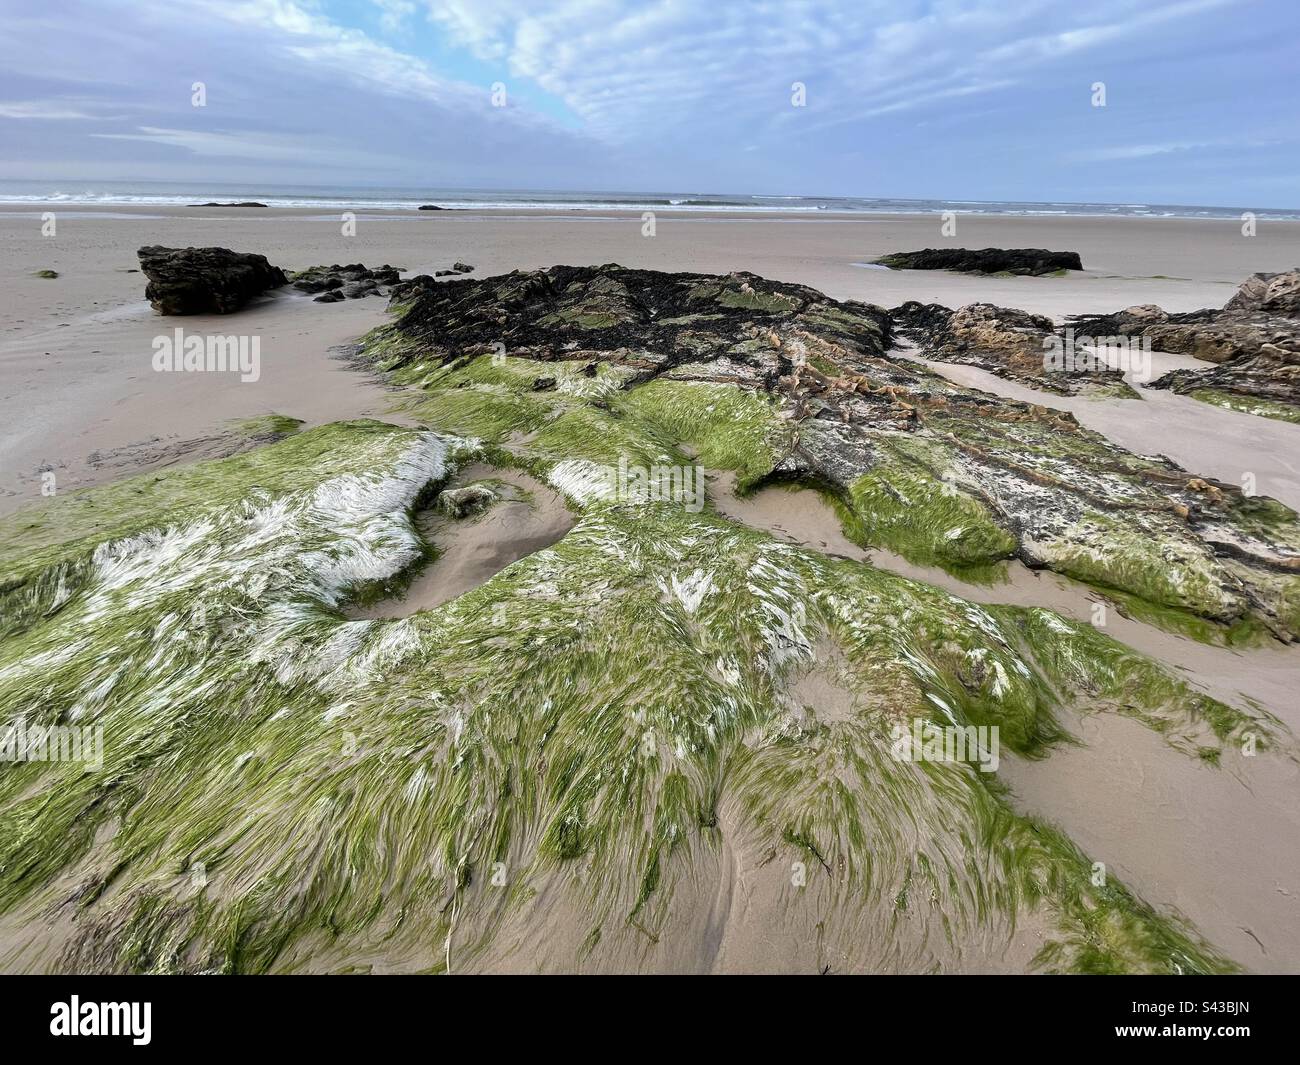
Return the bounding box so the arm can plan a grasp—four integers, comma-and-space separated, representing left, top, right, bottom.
0, 180, 1294, 221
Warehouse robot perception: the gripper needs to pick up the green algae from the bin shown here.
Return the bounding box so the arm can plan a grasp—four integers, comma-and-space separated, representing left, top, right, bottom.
0, 428, 1272, 973
615, 379, 791, 488
0, 420, 427, 591
230, 414, 305, 439
1188, 388, 1300, 425
839, 436, 1018, 577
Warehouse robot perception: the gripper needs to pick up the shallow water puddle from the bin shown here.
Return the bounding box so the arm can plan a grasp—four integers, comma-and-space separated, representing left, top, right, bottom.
350, 465, 575, 618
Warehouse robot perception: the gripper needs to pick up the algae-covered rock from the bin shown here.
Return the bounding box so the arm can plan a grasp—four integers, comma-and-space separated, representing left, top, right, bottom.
1069, 270, 1300, 422
892, 301, 1138, 397
0, 419, 1272, 975
363, 265, 1300, 642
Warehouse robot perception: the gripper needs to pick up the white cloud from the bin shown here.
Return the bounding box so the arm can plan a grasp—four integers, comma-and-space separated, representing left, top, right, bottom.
1075, 137, 1287, 162
88, 126, 408, 168
414, 0, 1233, 144
0, 100, 96, 120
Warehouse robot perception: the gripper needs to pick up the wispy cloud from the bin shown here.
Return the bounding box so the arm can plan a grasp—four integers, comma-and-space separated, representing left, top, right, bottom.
0, 100, 97, 120
0, 0, 1295, 205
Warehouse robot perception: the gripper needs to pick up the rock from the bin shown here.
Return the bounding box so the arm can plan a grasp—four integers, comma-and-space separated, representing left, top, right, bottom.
34, 269, 59, 279
290, 263, 401, 300
136, 245, 288, 315
1224, 269, 1300, 316
892, 301, 1135, 397
360, 264, 1300, 640
187, 201, 269, 207
874, 248, 1083, 275
436, 484, 498, 517
417, 204, 444, 211
1068, 269, 1300, 420
313, 291, 344, 303
452, 262, 475, 274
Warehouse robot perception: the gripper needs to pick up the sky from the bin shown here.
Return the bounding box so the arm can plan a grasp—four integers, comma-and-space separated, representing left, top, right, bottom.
1, 0, 1296, 206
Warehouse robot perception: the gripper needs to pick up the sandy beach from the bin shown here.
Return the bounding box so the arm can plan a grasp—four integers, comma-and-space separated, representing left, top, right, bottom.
5, 205, 1299, 511
3, 202, 1299, 974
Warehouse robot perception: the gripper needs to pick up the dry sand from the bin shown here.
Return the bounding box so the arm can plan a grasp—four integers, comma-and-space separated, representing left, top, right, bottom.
3, 202, 1299, 972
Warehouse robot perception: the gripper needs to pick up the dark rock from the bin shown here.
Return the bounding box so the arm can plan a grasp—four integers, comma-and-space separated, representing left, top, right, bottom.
314, 291, 345, 303
374, 264, 892, 394
187, 201, 269, 208
417, 204, 444, 211
136, 245, 288, 315
875, 248, 1083, 276
290, 263, 401, 300
341, 280, 379, 299
452, 262, 475, 274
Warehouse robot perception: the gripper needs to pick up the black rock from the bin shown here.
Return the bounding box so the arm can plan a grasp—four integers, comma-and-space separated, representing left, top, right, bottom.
417, 204, 444, 211
136, 245, 288, 315
187, 202, 269, 208
875, 248, 1083, 276
290, 264, 401, 300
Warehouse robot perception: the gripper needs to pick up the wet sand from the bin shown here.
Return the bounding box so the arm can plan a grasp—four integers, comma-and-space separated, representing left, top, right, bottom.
351, 465, 574, 619
709, 475, 1300, 973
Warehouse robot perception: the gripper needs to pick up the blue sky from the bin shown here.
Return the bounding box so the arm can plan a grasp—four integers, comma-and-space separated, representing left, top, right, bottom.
1, 0, 1296, 206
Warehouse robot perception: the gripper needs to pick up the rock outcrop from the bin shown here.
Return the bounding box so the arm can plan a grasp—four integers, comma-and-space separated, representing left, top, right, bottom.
434, 262, 475, 277
187, 201, 268, 208
875, 248, 1083, 275
1068, 269, 1300, 421
289, 263, 402, 302
362, 264, 1300, 642
136, 245, 287, 315
892, 301, 1136, 397
5, 264, 1298, 978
